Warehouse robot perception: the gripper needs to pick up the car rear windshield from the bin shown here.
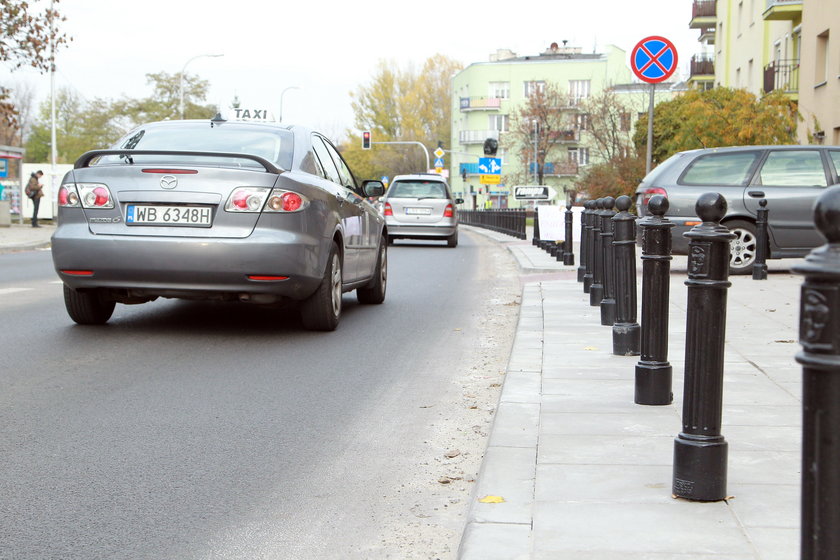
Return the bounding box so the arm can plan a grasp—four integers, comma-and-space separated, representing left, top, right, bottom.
97, 124, 294, 171
680, 152, 760, 186
388, 180, 448, 199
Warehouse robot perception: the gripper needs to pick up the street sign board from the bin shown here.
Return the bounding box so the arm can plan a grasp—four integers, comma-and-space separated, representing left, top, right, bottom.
631, 36, 678, 84
433, 147, 445, 158
478, 157, 502, 175
480, 174, 501, 185
514, 185, 557, 200
434, 157, 445, 168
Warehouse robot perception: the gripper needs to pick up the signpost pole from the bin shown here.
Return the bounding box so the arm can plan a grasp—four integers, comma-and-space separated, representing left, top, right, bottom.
646, 83, 655, 175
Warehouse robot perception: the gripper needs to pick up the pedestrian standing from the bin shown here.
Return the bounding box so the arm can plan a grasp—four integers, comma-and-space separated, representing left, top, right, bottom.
25, 170, 44, 227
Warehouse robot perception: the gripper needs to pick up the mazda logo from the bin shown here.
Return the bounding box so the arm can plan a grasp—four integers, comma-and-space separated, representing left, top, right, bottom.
160, 175, 178, 189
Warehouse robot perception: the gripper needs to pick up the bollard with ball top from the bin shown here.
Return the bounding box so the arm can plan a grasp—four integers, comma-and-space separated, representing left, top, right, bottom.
793, 185, 840, 559
612, 196, 641, 356
599, 196, 617, 326
635, 195, 674, 405
672, 192, 734, 502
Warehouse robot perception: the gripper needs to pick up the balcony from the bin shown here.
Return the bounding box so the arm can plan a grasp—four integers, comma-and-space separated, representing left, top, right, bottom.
764, 59, 799, 98
689, 53, 715, 83
690, 0, 716, 29
763, 0, 802, 21
531, 161, 579, 177
459, 129, 500, 144
459, 97, 503, 111
698, 27, 715, 44
547, 129, 579, 143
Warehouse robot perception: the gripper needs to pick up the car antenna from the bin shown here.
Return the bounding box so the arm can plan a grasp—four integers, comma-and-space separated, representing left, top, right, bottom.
211, 112, 227, 128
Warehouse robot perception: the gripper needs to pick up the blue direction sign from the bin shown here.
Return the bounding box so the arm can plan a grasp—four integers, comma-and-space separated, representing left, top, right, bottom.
631, 36, 678, 84
478, 157, 502, 175
434, 157, 445, 168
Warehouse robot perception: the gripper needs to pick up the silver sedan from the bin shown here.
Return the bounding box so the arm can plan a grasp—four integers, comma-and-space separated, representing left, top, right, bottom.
52, 119, 387, 330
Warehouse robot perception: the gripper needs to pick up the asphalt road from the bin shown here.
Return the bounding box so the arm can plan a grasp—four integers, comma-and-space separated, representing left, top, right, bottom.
0, 231, 520, 560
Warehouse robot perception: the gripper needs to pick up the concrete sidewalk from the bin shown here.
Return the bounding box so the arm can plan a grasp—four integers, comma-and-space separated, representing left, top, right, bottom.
460, 225, 803, 560
0, 221, 55, 253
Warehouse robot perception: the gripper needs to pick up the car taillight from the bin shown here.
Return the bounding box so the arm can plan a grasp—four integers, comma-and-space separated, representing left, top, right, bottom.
225, 187, 270, 212
77, 183, 114, 209
383, 202, 393, 216
639, 187, 667, 206
265, 190, 309, 213
58, 185, 80, 207
444, 203, 454, 218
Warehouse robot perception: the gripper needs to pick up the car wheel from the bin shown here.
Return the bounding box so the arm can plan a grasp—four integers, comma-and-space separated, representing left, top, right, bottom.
387, 235, 395, 246
726, 219, 757, 275
357, 238, 387, 305
301, 242, 342, 331
63, 284, 116, 325
447, 230, 458, 248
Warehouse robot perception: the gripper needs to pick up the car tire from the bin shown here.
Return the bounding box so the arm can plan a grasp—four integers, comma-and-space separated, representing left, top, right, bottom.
63, 284, 116, 325
726, 219, 757, 275
301, 242, 342, 331
387, 235, 395, 246
357, 238, 387, 305
447, 230, 458, 248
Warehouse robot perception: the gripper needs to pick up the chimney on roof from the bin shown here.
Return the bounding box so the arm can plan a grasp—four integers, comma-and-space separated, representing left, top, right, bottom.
490, 48, 517, 62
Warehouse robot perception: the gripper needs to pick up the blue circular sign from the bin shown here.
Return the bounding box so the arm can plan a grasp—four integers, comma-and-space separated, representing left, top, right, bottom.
631, 36, 678, 84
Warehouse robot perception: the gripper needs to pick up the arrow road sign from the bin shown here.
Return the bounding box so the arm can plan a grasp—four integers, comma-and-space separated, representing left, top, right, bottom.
479, 157, 502, 175
631, 36, 678, 84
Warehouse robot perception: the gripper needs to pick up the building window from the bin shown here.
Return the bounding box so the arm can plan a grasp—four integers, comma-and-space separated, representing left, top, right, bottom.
569, 147, 590, 166
524, 81, 545, 97
816, 30, 829, 85
620, 112, 632, 132
569, 80, 591, 104
488, 81, 510, 99
489, 114, 509, 132
575, 113, 591, 131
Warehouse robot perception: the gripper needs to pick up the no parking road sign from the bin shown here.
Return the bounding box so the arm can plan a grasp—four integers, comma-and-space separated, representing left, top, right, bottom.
631, 36, 678, 84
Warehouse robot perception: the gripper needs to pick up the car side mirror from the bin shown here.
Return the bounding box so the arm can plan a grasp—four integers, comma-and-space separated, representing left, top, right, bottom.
362, 180, 385, 198
455, 198, 464, 205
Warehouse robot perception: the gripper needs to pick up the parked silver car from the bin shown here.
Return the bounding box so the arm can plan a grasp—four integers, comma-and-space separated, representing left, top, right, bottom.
381, 173, 463, 247
635, 145, 840, 274
52, 119, 387, 330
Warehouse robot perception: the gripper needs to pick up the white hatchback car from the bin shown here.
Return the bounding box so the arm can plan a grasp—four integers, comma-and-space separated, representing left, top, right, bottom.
380, 174, 463, 247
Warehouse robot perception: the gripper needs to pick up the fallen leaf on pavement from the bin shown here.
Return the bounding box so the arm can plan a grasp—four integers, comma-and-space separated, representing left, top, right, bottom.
479, 495, 505, 503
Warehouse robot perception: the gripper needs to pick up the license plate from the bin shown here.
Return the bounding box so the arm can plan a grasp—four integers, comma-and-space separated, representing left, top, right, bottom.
126, 205, 212, 226
405, 207, 431, 215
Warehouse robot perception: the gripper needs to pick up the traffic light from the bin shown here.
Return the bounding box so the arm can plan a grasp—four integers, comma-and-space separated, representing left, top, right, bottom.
362, 131, 371, 150
483, 137, 498, 156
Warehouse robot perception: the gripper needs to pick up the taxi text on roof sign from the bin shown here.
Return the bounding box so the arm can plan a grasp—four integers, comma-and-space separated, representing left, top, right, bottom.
229, 108, 275, 122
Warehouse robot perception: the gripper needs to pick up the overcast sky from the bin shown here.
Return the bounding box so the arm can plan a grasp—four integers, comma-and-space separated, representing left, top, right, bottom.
11, 0, 700, 140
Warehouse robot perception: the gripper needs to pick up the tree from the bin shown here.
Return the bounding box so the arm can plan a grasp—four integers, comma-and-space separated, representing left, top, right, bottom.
581, 89, 636, 162
505, 82, 576, 185
575, 154, 646, 201
113, 71, 216, 124
1, 0, 70, 138
345, 55, 462, 179
633, 87, 799, 165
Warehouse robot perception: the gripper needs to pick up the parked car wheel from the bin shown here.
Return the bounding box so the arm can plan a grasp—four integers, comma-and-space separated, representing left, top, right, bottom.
726, 219, 757, 275
357, 239, 387, 304
301, 242, 342, 331
63, 284, 116, 325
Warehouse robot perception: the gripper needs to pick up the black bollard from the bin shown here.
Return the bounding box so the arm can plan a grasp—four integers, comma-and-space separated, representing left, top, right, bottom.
532, 206, 541, 246
752, 199, 769, 280
672, 192, 734, 502
635, 195, 674, 405
612, 196, 640, 355
583, 201, 595, 293
589, 199, 606, 306
600, 197, 617, 326
563, 199, 575, 266
793, 186, 840, 559
577, 200, 588, 282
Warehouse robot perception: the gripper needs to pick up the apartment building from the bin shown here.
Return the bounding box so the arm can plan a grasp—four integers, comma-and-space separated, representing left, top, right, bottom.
689, 0, 837, 144
450, 43, 633, 209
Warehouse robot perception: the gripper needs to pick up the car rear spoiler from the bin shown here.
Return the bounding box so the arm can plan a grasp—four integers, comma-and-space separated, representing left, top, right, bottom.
74, 150, 285, 174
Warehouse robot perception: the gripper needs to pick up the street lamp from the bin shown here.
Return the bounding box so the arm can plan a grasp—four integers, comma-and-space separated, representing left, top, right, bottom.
279, 86, 301, 123
179, 53, 223, 119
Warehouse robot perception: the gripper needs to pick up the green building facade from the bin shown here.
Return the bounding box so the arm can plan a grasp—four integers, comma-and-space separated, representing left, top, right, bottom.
450, 43, 633, 209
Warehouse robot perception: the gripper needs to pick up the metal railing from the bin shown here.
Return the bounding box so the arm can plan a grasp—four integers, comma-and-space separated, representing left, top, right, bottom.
764, 59, 800, 94
459, 208, 527, 240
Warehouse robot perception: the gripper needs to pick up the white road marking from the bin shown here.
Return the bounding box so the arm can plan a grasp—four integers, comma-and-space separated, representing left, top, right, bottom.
0, 288, 34, 296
